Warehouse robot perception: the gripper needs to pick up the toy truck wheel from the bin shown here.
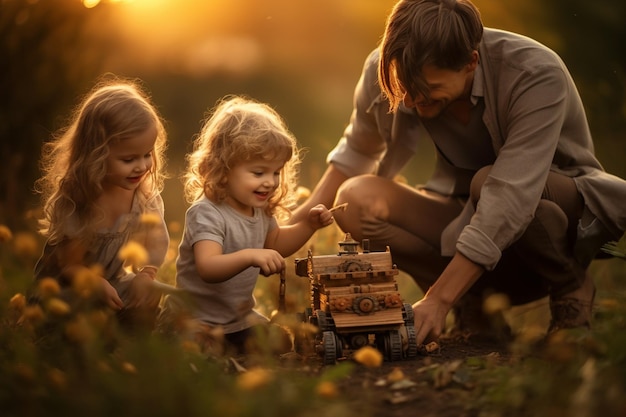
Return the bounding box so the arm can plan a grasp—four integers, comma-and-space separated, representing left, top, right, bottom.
315, 309, 332, 331
403, 324, 419, 358
402, 303, 415, 325
381, 330, 403, 362
321, 331, 338, 365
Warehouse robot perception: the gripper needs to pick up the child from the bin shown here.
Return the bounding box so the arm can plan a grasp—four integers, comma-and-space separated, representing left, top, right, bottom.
33, 78, 170, 330
158, 95, 333, 355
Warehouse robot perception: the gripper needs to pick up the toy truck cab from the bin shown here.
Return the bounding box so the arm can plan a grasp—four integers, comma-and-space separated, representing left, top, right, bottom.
294, 233, 418, 365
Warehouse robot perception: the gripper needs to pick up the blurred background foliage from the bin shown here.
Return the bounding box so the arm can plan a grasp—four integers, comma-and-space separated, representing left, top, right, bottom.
1, 0, 625, 233
1, 3, 626, 415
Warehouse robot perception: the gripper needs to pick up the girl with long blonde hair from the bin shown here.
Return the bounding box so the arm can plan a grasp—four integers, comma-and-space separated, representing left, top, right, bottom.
34, 77, 170, 329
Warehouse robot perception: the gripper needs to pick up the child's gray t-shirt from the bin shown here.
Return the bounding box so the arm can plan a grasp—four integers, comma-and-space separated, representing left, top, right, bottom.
175, 197, 278, 334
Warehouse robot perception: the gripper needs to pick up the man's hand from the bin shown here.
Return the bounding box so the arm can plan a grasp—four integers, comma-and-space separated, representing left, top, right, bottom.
412, 252, 485, 345
412, 295, 451, 345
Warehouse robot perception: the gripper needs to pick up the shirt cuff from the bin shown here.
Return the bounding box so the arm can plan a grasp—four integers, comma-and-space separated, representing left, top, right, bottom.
456, 225, 502, 271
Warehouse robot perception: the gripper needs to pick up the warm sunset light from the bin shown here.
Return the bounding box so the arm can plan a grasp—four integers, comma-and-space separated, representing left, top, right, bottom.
82, 0, 100, 8
3, 0, 626, 416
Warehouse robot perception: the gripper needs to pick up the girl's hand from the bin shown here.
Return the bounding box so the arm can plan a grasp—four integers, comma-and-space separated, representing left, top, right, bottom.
249, 248, 285, 277
307, 204, 334, 230
126, 271, 161, 309
101, 278, 124, 311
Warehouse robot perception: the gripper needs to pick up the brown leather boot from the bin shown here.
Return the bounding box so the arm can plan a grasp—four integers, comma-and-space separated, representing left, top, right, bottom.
548, 273, 595, 333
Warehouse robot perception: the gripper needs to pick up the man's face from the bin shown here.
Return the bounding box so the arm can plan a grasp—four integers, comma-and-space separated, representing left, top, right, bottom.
402, 53, 477, 119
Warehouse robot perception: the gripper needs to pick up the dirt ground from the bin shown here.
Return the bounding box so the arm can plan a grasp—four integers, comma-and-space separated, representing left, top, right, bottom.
316, 334, 512, 417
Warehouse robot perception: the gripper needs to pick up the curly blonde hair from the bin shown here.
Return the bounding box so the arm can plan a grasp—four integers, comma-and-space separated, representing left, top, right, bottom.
35, 77, 168, 244
183, 95, 300, 221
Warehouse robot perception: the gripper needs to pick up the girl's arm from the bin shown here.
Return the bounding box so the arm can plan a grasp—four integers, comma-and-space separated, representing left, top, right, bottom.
139, 196, 171, 271
193, 240, 286, 282
266, 204, 334, 257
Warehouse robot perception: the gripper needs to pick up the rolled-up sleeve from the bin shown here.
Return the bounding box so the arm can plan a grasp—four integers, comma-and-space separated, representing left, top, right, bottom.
457, 62, 570, 270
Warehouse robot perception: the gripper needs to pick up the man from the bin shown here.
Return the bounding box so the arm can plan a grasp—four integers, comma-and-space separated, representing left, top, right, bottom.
292, 0, 626, 345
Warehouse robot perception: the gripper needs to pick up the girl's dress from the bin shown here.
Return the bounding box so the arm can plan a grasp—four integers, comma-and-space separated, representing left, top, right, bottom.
34, 192, 169, 304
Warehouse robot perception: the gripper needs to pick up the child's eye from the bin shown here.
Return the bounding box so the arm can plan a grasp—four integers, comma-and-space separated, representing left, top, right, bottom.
252, 172, 263, 177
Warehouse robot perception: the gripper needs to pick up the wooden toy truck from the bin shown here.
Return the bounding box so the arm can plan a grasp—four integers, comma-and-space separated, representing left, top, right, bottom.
293, 233, 418, 365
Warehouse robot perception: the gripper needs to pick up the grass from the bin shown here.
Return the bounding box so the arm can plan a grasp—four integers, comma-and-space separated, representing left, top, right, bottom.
1, 222, 625, 417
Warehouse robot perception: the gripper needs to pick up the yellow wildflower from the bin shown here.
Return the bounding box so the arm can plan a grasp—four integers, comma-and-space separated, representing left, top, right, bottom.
353, 345, 383, 368
296, 186, 311, 201
236, 367, 273, 391
88, 309, 110, 330
0, 224, 13, 242
297, 322, 319, 336
513, 325, 545, 346
72, 265, 103, 299
483, 293, 511, 315
37, 277, 61, 299
387, 367, 406, 382
140, 212, 162, 227
9, 293, 26, 312
21, 304, 45, 324
46, 298, 71, 316
180, 340, 202, 355
118, 240, 148, 269
121, 362, 137, 375
65, 315, 95, 344
167, 220, 182, 234
12, 232, 39, 258
316, 380, 339, 398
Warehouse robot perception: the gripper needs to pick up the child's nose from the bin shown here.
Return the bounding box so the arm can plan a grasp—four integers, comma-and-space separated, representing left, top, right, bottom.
264, 177, 275, 187
135, 159, 149, 172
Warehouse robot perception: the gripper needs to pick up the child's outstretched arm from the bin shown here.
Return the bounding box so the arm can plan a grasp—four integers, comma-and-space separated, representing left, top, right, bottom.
265, 204, 334, 257
194, 239, 286, 282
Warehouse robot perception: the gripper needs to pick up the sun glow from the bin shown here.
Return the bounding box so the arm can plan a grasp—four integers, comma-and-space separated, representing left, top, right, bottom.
82, 0, 157, 9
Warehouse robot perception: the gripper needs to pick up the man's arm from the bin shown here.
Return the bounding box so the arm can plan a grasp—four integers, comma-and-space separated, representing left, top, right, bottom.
412, 251, 485, 344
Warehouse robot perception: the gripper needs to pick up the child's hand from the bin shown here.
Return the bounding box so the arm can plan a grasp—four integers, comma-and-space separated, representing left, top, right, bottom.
126, 271, 161, 309
307, 204, 334, 230
249, 248, 286, 277
101, 278, 124, 311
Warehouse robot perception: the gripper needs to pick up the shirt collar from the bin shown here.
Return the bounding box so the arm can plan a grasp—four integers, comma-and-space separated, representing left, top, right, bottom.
470, 58, 484, 105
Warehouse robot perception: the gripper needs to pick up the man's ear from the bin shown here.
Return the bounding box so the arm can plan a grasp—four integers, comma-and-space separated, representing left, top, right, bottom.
466, 50, 479, 71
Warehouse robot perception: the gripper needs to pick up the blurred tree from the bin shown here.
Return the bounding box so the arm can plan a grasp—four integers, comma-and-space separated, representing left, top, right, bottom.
0, 0, 117, 229
496, 0, 626, 177
2, 0, 624, 231
547, 0, 626, 178
546, 0, 625, 131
